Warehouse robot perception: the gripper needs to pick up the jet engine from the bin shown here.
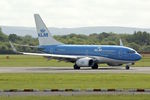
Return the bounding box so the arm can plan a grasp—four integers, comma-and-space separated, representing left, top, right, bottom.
76, 57, 95, 67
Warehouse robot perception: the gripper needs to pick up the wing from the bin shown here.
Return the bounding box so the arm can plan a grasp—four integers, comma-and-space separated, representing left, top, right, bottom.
22, 52, 84, 62
9, 41, 84, 62
22, 52, 82, 59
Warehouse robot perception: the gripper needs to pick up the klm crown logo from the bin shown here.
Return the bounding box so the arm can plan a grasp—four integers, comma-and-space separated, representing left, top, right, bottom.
38, 28, 48, 37
94, 47, 102, 52
40, 29, 46, 33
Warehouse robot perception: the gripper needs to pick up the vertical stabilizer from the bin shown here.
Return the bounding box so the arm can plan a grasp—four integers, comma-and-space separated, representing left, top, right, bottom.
34, 14, 63, 45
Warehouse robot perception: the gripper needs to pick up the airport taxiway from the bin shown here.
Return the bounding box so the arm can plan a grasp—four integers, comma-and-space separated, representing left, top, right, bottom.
1, 91, 150, 96
0, 67, 149, 74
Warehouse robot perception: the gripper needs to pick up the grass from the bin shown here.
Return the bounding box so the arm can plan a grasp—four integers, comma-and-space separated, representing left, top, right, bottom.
0, 55, 149, 100
133, 56, 150, 67
0, 55, 73, 67
1, 95, 150, 100
0, 73, 150, 89
0, 54, 149, 67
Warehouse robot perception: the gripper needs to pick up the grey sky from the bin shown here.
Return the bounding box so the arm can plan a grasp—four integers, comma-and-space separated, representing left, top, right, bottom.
0, 0, 150, 28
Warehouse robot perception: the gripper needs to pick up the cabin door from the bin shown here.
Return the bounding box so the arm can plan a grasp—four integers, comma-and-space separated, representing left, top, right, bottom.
119, 49, 122, 58
50, 48, 53, 54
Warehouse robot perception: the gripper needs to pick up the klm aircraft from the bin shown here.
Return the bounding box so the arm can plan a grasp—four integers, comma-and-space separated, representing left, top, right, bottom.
10, 14, 142, 70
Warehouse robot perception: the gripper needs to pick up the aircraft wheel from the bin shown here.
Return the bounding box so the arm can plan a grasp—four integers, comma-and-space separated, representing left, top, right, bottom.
125, 65, 130, 70
74, 64, 80, 70
92, 63, 98, 69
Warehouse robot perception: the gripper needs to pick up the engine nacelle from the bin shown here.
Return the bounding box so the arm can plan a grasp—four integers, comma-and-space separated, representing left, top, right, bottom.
76, 57, 95, 67
107, 63, 123, 66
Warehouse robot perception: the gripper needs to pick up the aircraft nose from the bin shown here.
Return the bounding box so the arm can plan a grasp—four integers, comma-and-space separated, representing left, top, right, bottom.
135, 53, 142, 61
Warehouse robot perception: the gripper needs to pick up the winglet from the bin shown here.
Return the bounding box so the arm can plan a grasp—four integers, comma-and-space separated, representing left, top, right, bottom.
119, 39, 123, 46
9, 41, 17, 53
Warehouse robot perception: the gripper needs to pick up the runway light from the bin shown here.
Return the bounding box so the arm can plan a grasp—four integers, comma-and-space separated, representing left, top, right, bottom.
6, 56, 10, 59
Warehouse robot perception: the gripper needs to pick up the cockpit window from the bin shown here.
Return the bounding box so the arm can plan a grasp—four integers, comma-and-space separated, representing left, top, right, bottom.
127, 50, 136, 54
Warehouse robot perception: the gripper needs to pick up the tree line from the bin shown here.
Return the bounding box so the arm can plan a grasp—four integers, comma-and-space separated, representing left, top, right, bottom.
0, 27, 150, 54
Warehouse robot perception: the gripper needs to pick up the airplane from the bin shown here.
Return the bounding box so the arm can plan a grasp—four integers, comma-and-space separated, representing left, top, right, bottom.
10, 14, 142, 70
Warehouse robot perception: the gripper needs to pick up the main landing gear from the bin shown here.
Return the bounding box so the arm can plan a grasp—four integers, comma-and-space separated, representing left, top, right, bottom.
73, 63, 98, 70
125, 65, 130, 70
74, 64, 80, 70
91, 63, 98, 69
